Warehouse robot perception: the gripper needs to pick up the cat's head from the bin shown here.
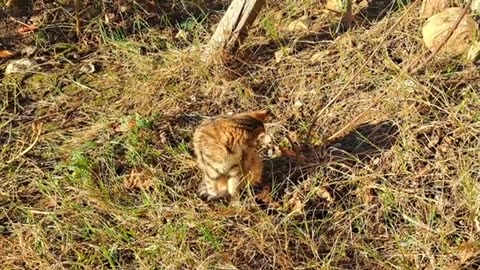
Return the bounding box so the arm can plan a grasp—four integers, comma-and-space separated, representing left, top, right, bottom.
231, 109, 272, 145
232, 109, 271, 122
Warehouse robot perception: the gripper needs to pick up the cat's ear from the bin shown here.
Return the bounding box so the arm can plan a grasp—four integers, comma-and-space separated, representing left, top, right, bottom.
249, 109, 272, 122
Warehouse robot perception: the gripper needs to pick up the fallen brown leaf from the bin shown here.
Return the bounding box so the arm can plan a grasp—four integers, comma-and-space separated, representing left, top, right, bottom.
457, 242, 480, 264
0, 49, 15, 58
255, 186, 273, 204
290, 198, 304, 214
124, 168, 154, 191
127, 119, 137, 130
18, 24, 38, 35
286, 191, 305, 215
315, 187, 333, 203
280, 146, 297, 158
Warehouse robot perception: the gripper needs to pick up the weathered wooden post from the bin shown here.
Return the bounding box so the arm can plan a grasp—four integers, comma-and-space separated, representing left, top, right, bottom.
202, 0, 266, 63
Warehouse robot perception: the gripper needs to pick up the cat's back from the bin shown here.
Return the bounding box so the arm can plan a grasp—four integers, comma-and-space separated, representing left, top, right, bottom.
193, 110, 270, 153
192, 110, 271, 200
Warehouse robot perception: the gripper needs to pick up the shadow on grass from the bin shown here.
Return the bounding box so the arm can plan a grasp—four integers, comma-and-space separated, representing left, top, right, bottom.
259, 120, 399, 216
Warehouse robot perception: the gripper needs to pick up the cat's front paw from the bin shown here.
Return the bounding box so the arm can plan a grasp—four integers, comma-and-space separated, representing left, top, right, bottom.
197, 184, 219, 201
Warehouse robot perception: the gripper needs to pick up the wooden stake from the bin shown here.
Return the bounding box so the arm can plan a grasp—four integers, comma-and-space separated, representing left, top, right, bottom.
341, 0, 353, 28
203, 0, 266, 63
74, 0, 81, 40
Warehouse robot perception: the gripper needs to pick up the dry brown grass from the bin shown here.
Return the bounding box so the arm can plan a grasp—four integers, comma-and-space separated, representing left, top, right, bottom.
1, 0, 480, 269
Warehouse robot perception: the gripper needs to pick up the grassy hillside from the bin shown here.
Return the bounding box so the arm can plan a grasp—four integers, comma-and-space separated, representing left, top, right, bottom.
1, 0, 479, 269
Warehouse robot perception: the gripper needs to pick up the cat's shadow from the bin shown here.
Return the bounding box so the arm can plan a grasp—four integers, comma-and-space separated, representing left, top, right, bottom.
256, 120, 399, 214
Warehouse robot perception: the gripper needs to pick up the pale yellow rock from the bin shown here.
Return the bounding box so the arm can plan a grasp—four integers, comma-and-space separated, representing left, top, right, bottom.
326, 0, 347, 12
419, 0, 451, 18
422, 7, 478, 56
471, 0, 480, 14
287, 16, 310, 32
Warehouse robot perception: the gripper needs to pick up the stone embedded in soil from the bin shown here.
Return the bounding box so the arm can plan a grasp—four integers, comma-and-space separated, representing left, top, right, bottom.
419, 0, 451, 18
5, 58, 38, 75
422, 7, 479, 57
79, 63, 96, 74
287, 16, 310, 32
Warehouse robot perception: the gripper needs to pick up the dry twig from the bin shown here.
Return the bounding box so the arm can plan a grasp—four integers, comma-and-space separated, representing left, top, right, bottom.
73, 0, 81, 39
7, 122, 43, 164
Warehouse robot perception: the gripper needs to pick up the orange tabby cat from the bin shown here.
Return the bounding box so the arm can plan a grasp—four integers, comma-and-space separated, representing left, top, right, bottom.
192, 109, 271, 201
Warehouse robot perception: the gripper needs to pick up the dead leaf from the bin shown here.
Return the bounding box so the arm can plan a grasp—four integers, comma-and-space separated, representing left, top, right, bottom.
255, 186, 273, 204
18, 24, 38, 35
278, 96, 289, 103
30, 14, 45, 24
120, 4, 131, 13
105, 13, 116, 24
112, 118, 138, 133
43, 197, 58, 209
287, 17, 310, 32
258, 133, 272, 146
124, 168, 154, 191
310, 51, 329, 63
0, 50, 15, 58
294, 100, 303, 107
20, 46, 37, 56
127, 119, 137, 129
274, 50, 284, 63
287, 195, 304, 214
358, 186, 375, 205
457, 242, 480, 264
325, 0, 346, 13
280, 146, 297, 158
274, 47, 292, 63
315, 187, 333, 203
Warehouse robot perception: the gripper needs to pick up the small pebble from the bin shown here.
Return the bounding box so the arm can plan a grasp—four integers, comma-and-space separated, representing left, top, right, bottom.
79, 63, 95, 74
294, 100, 303, 107
20, 46, 37, 56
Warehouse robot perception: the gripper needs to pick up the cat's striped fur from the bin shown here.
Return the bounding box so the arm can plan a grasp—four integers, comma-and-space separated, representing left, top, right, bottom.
192, 109, 271, 201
